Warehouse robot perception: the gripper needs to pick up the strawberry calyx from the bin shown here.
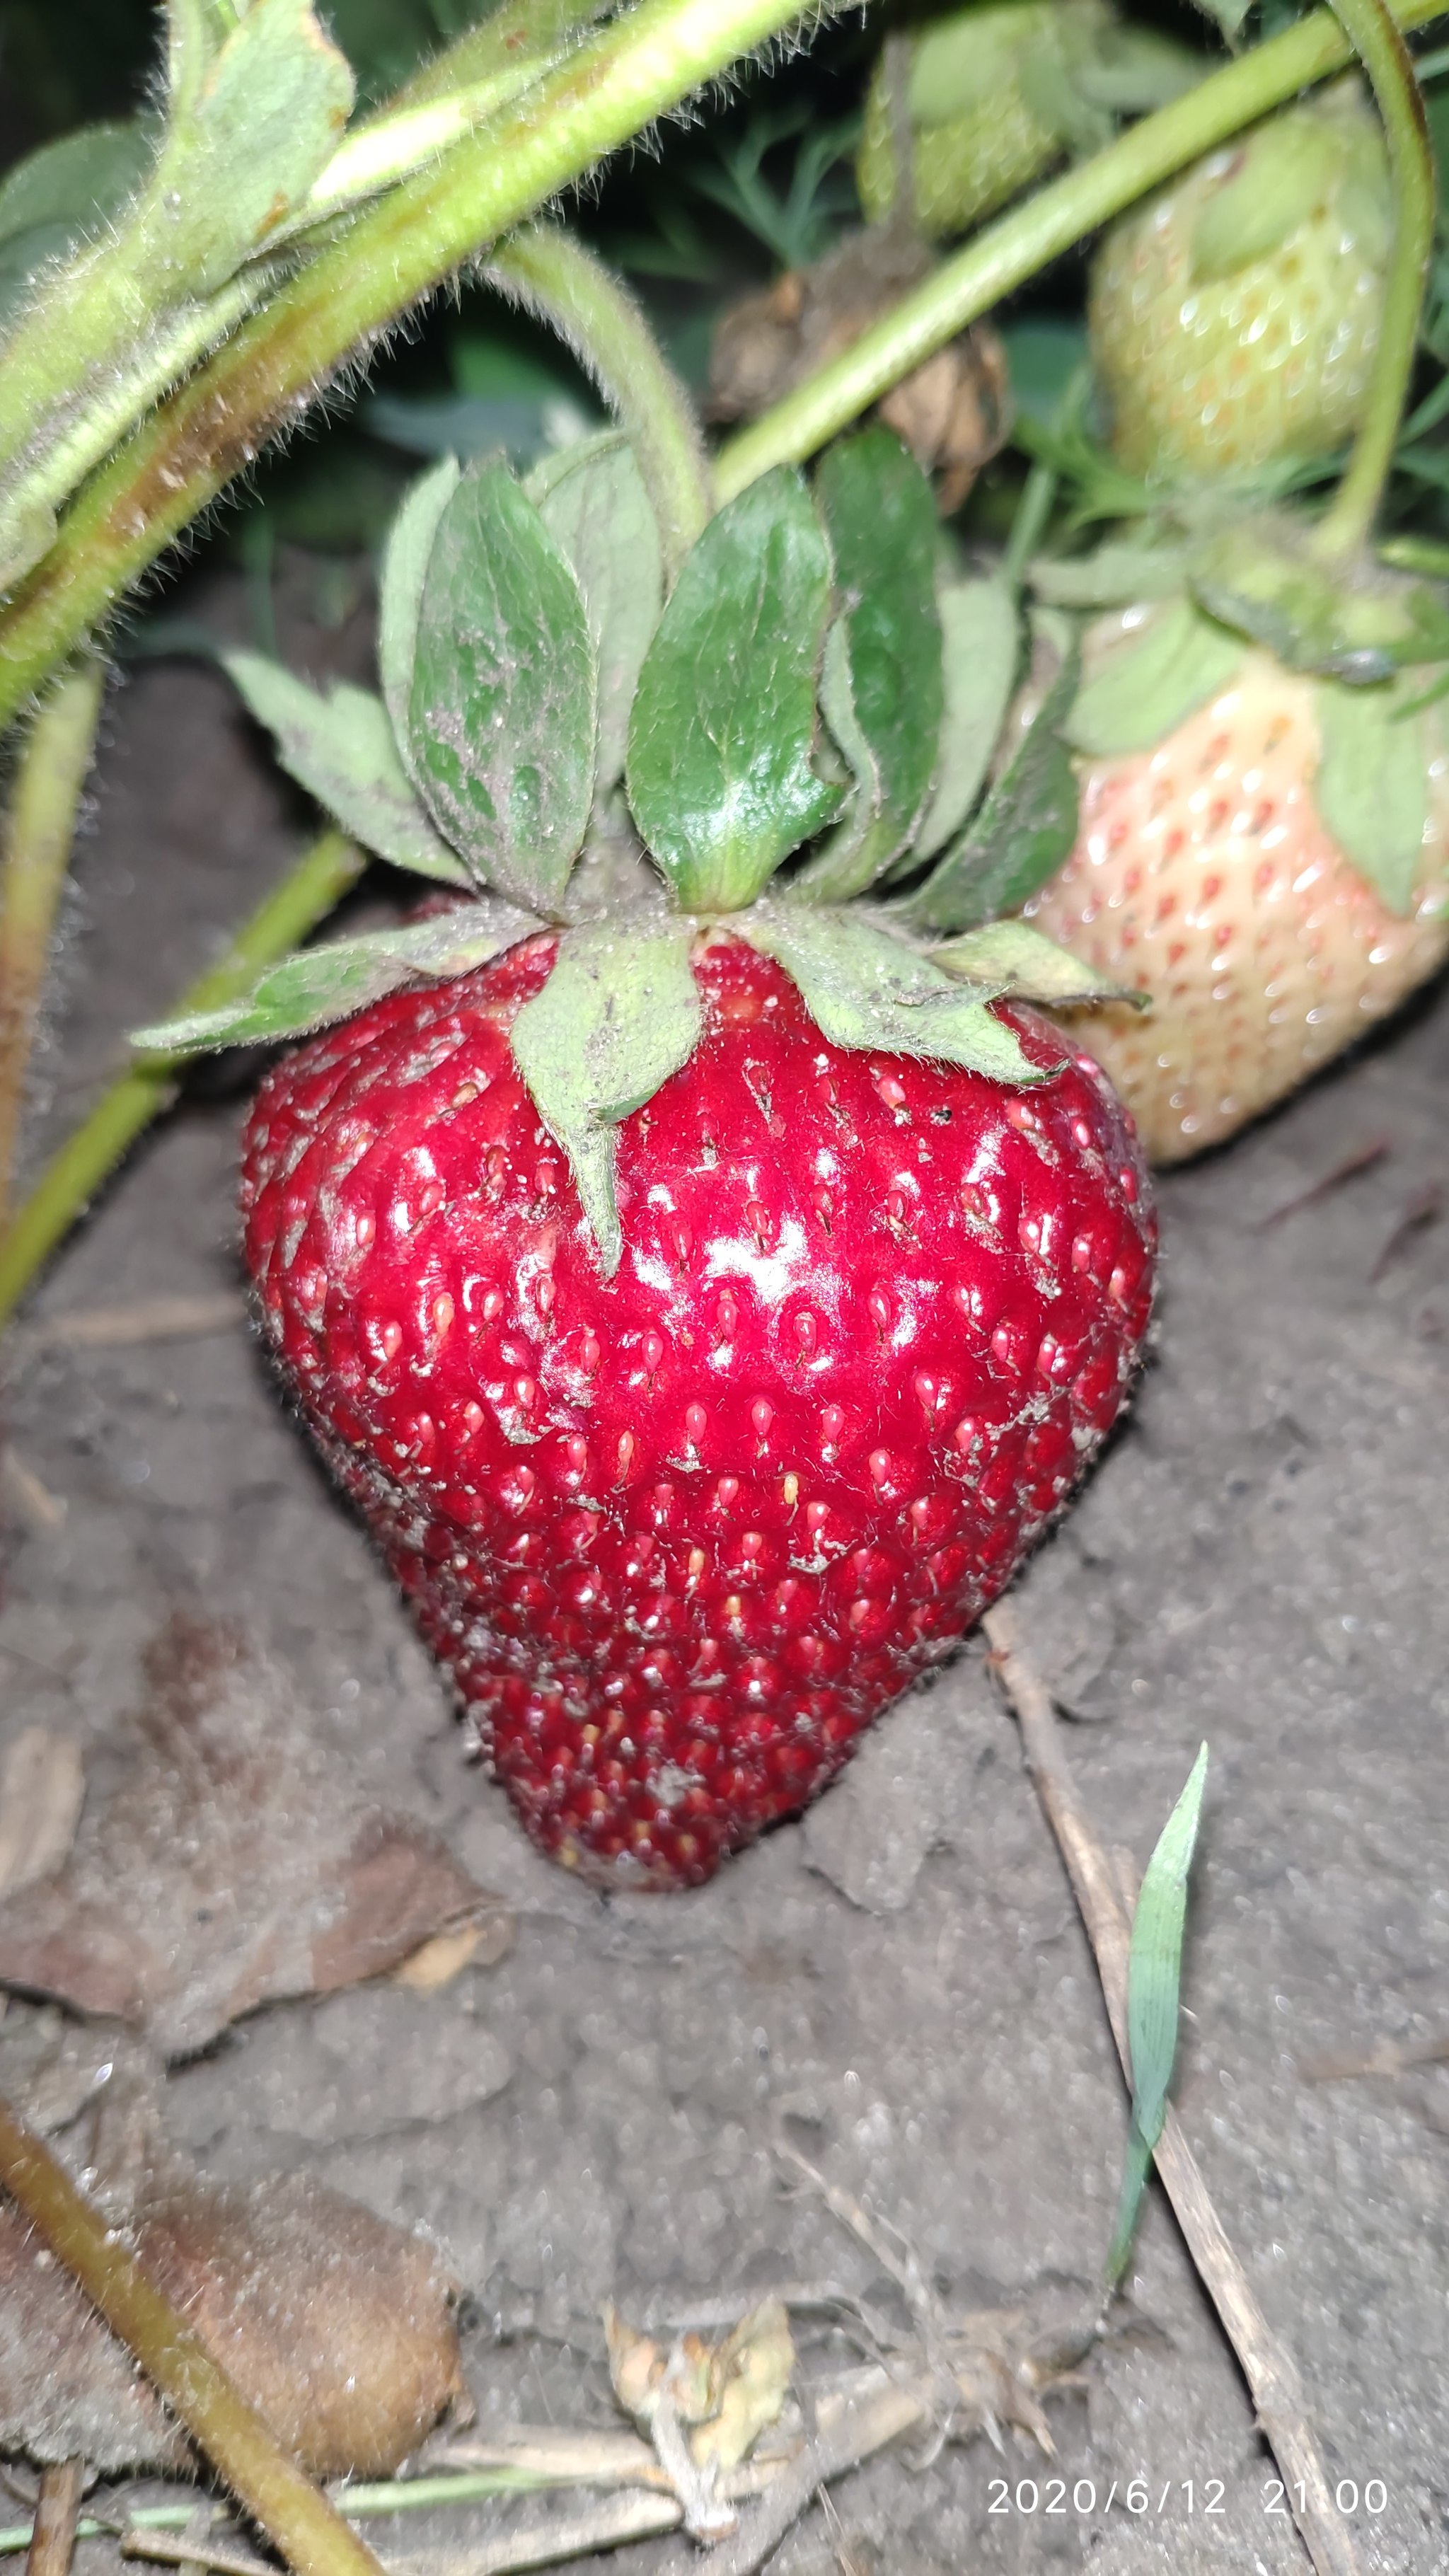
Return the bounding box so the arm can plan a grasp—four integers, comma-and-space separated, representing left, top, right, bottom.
132, 426, 1133, 1269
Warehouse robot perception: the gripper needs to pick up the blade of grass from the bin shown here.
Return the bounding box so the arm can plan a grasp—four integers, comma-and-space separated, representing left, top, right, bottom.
0, 826, 363, 1332
1104, 1743, 1209, 2290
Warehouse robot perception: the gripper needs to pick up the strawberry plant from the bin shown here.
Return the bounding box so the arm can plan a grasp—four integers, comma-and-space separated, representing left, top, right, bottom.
128, 415, 1155, 1884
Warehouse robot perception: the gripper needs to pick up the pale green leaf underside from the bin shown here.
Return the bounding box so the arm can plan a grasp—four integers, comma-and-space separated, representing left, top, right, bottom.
529, 434, 663, 803
625, 466, 842, 911
379, 456, 460, 770
0, 122, 154, 332
743, 906, 1053, 1084
407, 460, 598, 911
1312, 677, 1429, 916
933, 918, 1143, 1005
509, 920, 702, 1276
911, 577, 1020, 865
130, 901, 536, 1053
222, 649, 468, 883
1065, 596, 1244, 760
904, 631, 1080, 934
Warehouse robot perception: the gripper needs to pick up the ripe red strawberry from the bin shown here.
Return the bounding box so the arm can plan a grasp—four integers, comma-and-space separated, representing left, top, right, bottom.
241, 934, 1154, 1888
1025, 615, 1449, 1162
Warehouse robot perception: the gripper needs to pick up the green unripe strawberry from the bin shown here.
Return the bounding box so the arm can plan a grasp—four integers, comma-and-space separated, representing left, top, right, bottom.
1090, 86, 1390, 484
856, 0, 1193, 243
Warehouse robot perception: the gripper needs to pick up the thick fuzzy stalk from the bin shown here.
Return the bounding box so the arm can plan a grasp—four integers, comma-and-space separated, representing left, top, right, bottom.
0, 828, 362, 1330
1311, 0, 1436, 560
0, 659, 104, 1227
0, 0, 822, 729
713, 0, 1446, 501
485, 225, 713, 579
0, 2094, 388, 2576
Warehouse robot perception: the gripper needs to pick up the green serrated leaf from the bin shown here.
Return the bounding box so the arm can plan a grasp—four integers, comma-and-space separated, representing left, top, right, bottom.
793, 430, 942, 901
1312, 677, 1429, 915
0, 122, 154, 332
1106, 1742, 1209, 2289
1065, 595, 1245, 758
129, 900, 537, 1054
933, 918, 1144, 1005
407, 459, 597, 911
222, 649, 468, 884
911, 578, 1020, 867
379, 456, 460, 769
742, 905, 1054, 1084
625, 468, 843, 910
529, 434, 663, 802
509, 920, 702, 1275
904, 636, 1082, 934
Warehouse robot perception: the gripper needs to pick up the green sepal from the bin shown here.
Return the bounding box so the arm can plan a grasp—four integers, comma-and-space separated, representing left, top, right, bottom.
933, 918, 1145, 1007
625, 468, 843, 911
1105, 1743, 1208, 2288
741, 905, 1053, 1085
379, 456, 459, 772
1031, 541, 1189, 611
1065, 594, 1245, 758
908, 577, 1020, 867
900, 633, 1081, 935
509, 918, 702, 1276
406, 459, 598, 912
221, 649, 469, 885
0, 122, 154, 332
1188, 115, 1341, 284
129, 899, 538, 1055
1188, 523, 1449, 684
792, 430, 942, 901
527, 434, 663, 807
1312, 676, 1431, 916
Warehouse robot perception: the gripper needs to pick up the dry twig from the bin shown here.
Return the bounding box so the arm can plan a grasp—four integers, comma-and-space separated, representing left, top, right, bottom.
19, 1295, 241, 1351
23, 2464, 83, 2576
982, 1601, 1363, 2576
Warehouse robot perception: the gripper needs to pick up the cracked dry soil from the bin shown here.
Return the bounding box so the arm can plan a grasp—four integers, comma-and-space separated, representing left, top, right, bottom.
1, 617, 1448, 2575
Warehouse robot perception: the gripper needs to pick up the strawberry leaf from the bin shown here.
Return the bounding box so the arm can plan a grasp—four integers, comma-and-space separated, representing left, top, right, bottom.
933, 919, 1145, 1005
509, 920, 702, 1276
0, 122, 153, 332
406, 461, 598, 913
528, 435, 663, 805
900, 635, 1080, 934
1065, 594, 1244, 758
909, 577, 1020, 866
146, 0, 353, 295
1312, 677, 1430, 916
625, 468, 843, 910
741, 906, 1054, 1084
221, 651, 469, 885
792, 429, 942, 901
379, 456, 459, 766
129, 903, 538, 1055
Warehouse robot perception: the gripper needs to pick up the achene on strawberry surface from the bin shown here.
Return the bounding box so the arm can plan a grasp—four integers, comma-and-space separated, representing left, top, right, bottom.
139, 413, 1158, 1888
241, 935, 1153, 1888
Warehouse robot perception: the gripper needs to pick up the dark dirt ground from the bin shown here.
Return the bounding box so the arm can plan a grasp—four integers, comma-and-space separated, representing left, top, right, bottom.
2, 572, 1448, 2575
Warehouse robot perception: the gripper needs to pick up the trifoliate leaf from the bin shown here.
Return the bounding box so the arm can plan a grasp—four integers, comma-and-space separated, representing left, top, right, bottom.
1065, 595, 1245, 758
406, 460, 597, 911
0, 122, 153, 330
909, 577, 1020, 866
625, 469, 842, 911
1312, 677, 1430, 916
901, 635, 1080, 934
529, 434, 663, 802
741, 906, 1053, 1085
792, 429, 942, 901
509, 920, 702, 1276
379, 456, 458, 766
1105, 1743, 1208, 2289
933, 918, 1144, 1005
222, 651, 468, 884
129, 902, 536, 1054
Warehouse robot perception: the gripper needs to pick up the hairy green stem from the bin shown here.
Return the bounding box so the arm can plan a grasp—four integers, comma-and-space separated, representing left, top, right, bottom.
0, 828, 362, 1330
485, 224, 713, 574
1310, 0, 1436, 560
0, 0, 821, 729
0, 659, 105, 1228
392, 0, 613, 108
0, 2093, 388, 2576
714, 0, 1447, 501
